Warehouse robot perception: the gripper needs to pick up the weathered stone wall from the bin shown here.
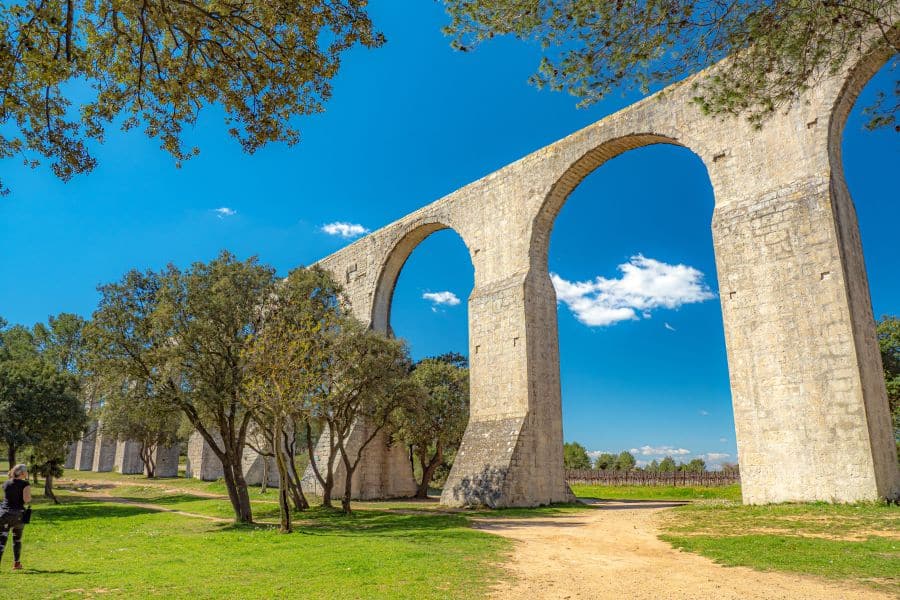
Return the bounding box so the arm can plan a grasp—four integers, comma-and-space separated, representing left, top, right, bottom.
74, 423, 97, 471
185, 431, 224, 481
153, 445, 180, 478
114, 440, 144, 475
91, 431, 117, 473
302, 30, 899, 506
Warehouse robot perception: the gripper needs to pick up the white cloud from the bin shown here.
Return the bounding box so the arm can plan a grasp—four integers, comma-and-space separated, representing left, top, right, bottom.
550, 254, 715, 327
586, 450, 614, 461
630, 445, 691, 457
422, 291, 461, 308
213, 207, 236, 218
719, 437, 728, 443
664, 322, 676, 332
699, 409, 709, 416
702, 452, 731, 461
321, 222, 369, 238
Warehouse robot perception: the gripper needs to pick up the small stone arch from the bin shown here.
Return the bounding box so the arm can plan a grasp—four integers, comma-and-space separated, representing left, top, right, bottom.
370, 219, 475, 335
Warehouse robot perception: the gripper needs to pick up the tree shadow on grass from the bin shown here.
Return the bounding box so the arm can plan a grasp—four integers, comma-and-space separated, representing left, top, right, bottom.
215, 508, 474, 538
33, 500, 155, 523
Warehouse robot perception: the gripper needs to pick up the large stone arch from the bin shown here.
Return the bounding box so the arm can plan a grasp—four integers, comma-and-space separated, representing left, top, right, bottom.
529, 132, 713, 272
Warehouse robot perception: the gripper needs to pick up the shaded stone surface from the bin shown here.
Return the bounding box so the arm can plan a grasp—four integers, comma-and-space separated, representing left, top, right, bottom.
114, 440, 144, 475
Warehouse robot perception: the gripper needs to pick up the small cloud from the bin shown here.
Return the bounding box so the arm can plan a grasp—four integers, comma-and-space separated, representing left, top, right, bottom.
664, 322, 676, 332
703, 452, 731, 461
213, 207, 236, 218
551, 254, 715, 327
321, 222, 369, 238
422, 291, 461, 308
719, 437, 727, 443
629, 445, 691, 457
586, 450, 614, 461
699, 409, 709, 416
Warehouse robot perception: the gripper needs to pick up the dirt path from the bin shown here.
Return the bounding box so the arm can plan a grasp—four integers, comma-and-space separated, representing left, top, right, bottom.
474, 500, 892, 600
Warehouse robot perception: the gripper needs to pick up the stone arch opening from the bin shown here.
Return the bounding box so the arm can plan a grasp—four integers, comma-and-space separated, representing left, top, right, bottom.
371, 221, 475, 336
536, 137, 734, 477
371, 221, 476, 494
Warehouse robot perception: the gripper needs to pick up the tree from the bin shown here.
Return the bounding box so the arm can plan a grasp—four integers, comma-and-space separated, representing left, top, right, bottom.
593, 452, 617, 471
243, 266, 345, 532
29, 389, 87, 503
563, 441, 592, 469
89, 251, 276, 523
0, 359, 84, 484
615, 450, 636, 472
685, 458, 707, 473
96, 378, 181, 477
0, 1, 385, 195
658, 456, 677, 473
33, 313, 88, 373
876, 315, 900, 458
442, 1, 899, 130
320, 324, 417, 514
646, 459, 660, 473
396, 358, 470, 498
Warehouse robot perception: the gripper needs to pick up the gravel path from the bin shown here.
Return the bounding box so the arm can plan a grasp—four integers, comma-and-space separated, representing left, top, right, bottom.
474, 500, 892, 600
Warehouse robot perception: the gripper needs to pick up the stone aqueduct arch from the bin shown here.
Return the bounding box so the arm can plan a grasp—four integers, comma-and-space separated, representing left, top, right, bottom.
302, 33, 900, 506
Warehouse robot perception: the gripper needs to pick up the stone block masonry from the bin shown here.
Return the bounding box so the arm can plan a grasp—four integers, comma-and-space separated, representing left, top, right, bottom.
303, 27, 900, 506
114, 440, 144, 475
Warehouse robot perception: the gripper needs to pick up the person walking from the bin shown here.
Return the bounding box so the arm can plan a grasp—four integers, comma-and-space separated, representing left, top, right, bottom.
0, 464, 31, 571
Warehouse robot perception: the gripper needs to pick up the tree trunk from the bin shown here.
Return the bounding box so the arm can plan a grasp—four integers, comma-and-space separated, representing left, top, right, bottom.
273, 414, 292, 533
341, 459, 355, 515
260, 453, 269, 494
141, 444, 156, 478
284, 426, 308, 511
7, 444, 16, 468
305, 420, 335, 508
44, 473, 58, 504
416, 445, 443, 500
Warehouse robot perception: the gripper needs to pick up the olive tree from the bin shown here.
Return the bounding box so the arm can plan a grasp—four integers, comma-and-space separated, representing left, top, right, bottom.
89, 251, 276, 523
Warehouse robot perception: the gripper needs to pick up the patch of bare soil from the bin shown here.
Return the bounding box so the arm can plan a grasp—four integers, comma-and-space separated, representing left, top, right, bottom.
473, 500, 893, 600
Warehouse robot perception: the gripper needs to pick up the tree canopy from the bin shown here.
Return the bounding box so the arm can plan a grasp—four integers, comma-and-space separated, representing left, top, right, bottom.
397, 357, 469, 498
563, 441, 592, 469
442, 1, 899, 130
0, 0, 384, 194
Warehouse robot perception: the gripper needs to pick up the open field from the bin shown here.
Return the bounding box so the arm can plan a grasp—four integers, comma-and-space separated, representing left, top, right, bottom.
1, 467, 896, 598
660, 500, 900, 591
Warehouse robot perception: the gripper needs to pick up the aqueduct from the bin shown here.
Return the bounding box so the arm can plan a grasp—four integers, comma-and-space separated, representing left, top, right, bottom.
302, 30, 900, 507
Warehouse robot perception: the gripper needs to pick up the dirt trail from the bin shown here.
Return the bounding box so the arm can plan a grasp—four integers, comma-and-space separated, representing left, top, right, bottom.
474, 500, 892, 600
66, 490, 233, 523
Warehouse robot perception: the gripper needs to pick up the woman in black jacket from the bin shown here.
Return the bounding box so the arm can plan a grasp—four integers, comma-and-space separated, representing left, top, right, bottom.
0, 464, 31, 571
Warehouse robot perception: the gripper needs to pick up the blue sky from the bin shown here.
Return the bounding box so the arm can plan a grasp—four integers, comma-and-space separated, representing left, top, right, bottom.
1, 3, 896, 468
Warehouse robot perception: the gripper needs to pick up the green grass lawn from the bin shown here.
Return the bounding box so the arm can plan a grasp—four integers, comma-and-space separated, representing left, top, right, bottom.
659, 501, 900, 593
3, 463, 897, 596
2, 493, 510, 599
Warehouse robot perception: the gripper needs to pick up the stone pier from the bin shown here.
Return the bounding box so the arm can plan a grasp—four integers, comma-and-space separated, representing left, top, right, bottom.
114, 440, 144, 475
91, 431, 117, 473
74, 423, 97, 471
